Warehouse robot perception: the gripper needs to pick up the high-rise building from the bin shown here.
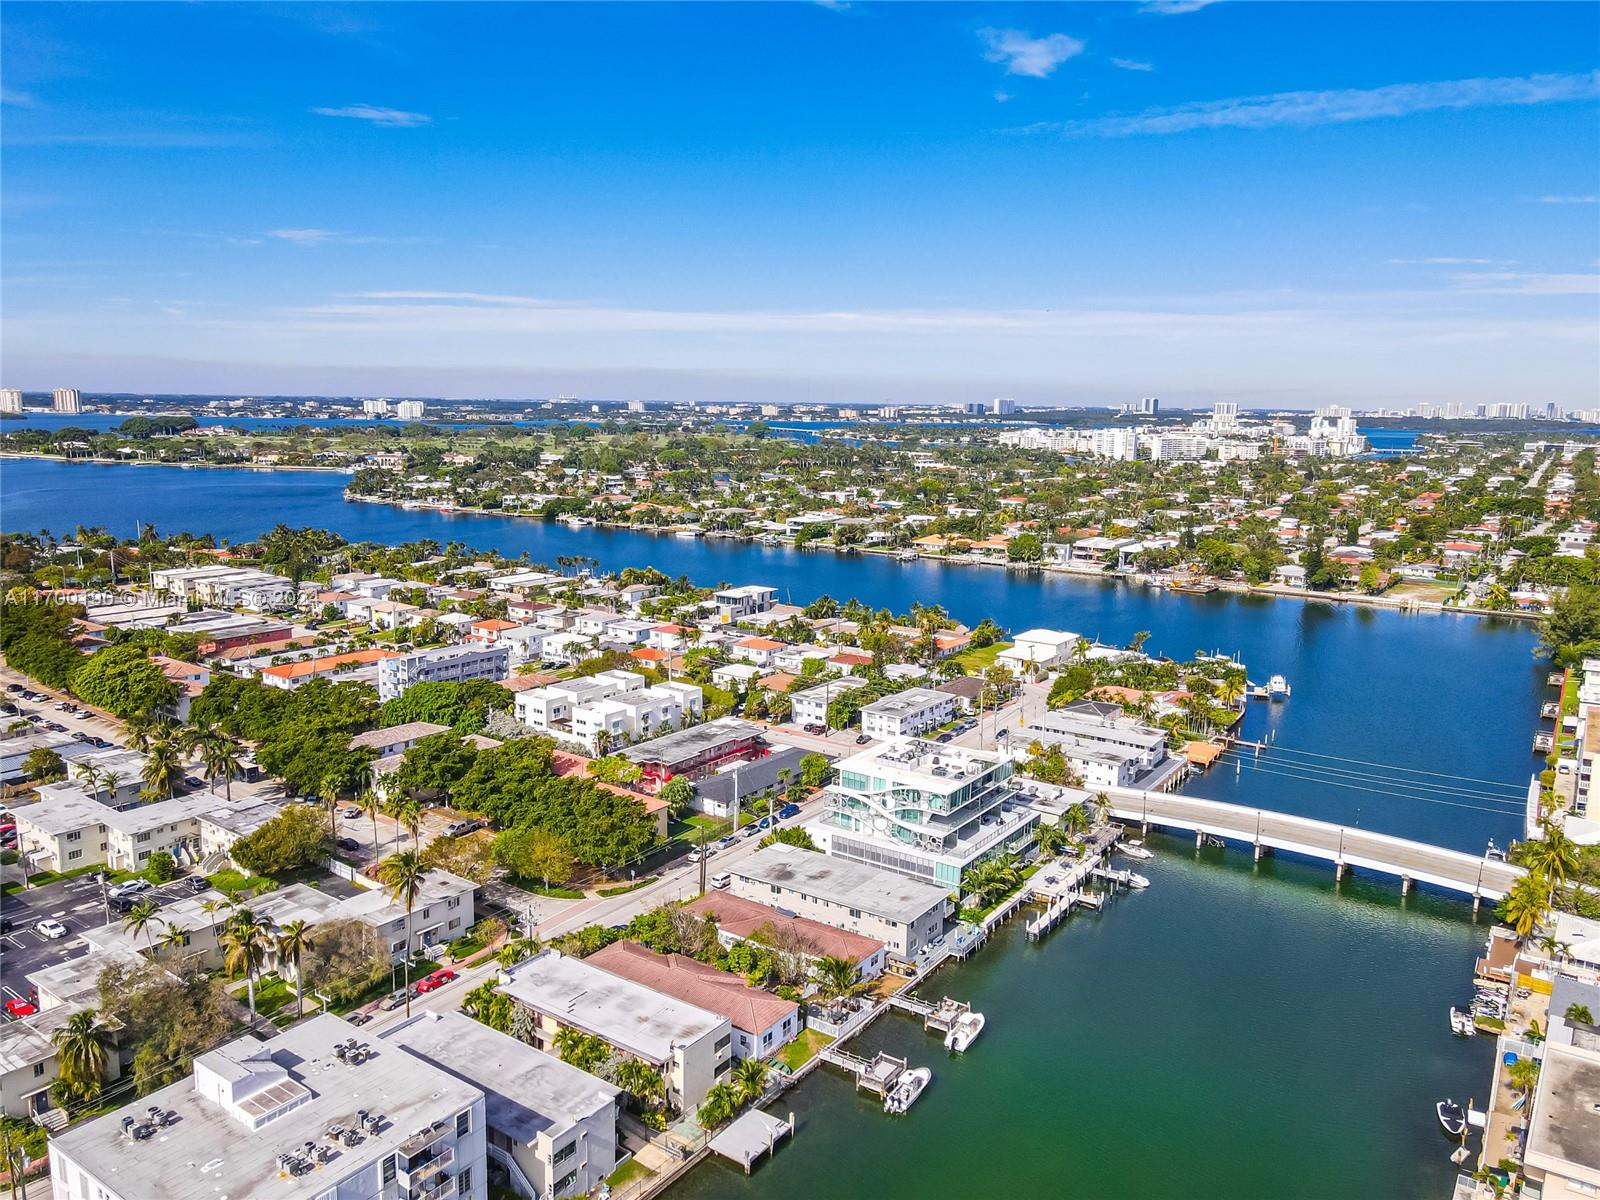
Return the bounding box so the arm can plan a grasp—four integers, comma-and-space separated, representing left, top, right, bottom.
1137, 396, 1160, 415
627, 399, 647, 413
1212, 401, 1239, 429
0, 388, 22, 415
360, 397, 391, 417
51, 387, 81, 414
395, 399, 426, 420
991, 397, 1017, 415
963, 401, 988, 416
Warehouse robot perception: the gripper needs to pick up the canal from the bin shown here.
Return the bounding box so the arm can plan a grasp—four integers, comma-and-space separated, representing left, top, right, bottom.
1, 457, 1528, 1195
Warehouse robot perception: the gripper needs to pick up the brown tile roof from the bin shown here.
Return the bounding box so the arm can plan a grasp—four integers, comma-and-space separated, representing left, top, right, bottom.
348, 721, 450, 750
684, 892, 883, 964
259, 647, 398, 680
587, 941, 798, 1035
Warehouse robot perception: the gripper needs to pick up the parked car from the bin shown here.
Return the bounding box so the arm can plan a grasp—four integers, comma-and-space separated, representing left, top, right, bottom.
183, 776, 204, 789
685, 848, 708, 865
4, 998, 37, 1019
717, 835, 737, 849
346, 1011, 372, 1027
4, 684, 21, 694
188, 875, 210, 893
71, 731, 91, 743
778, 803, 800, 819
416, 969, 458, 993
379, 990, 409, 1011
855, 733, 872, 744
107, 879, 152, 900
341, 806, 363, 820
710, 872, 732, 891
335, 837, 361, 853
442, 819, 485, 839
0, 915, 14, 934
35, 919, 69, 940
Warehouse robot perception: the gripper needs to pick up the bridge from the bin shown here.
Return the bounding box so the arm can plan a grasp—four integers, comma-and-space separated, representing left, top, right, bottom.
1101, 786, 1524, 908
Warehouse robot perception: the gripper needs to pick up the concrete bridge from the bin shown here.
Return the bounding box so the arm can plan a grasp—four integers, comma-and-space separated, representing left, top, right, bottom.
1101, 786, 1524, 908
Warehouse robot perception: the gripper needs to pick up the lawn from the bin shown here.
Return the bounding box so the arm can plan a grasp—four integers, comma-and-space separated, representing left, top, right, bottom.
777, 1028, 834, 1071
504, 875, 585, 899
606, 1159, 656, 1189
949, 641, 1011, 673
234, 973, 301, 1020
598, 877, 657, 897
207, 868, 279, 898
329, 956, 443, 1014
669, 815, 731, 848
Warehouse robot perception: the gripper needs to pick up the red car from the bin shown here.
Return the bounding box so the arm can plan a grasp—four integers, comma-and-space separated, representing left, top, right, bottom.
4, 998, 37, 1019
415, 969, 458, 994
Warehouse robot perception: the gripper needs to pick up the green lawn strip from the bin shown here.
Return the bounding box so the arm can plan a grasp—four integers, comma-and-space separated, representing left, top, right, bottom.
597, 877, 657, 897
949, 641, 1011, 672
605, 1159, 656, 1189
777, 1027, 834, 1071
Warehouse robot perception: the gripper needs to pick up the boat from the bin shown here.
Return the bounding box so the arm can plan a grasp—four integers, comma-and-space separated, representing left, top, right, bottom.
1267, 674, 1291, 699
1449, 1008, 1477, 1037
943, 1011, 986, 1053
884, 1067, 932, 1114
1125, 872, 1151, 890
674, 526, 704, 538
1168, 579, 1218, 595
1116, 839, 1155, 861
1436, 1100, 1467, 1137
896, 550, 918, 562
757, 534, 779, 546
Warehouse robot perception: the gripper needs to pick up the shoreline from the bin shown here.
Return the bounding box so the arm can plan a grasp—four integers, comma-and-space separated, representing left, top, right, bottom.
0, 454, 1543, 625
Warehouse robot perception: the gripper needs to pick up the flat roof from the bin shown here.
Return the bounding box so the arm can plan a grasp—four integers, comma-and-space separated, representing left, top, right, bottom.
348, 722, 450, 750
1525, 1043, 1600, 1183
381, 1011, 618, 1146
860, 687, 952, 718
497, 951, 726, 1064
49, 1014, 480, 1200
731, 843, 952, 923
620, 717, 762, 768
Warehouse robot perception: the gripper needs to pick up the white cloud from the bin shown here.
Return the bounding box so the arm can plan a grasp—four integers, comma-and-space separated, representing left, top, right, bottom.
1451, 271, 1600, 296
994, 91, 1014, 104
1537, 194, 1599, 204
1139, 0, 1219, 13
1386, 257, 1499, 266
311, 104, 431, 128
1, 86, 37, 107
267, 229, 399, 246
1112, 58, 1154, 72
1027, 70, 1600, 137
979, 28, 1085, 79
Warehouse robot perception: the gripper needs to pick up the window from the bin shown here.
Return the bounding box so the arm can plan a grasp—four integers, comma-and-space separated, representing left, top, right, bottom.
456, 1167, 471, 1196
714, 1035, 731, 1054
33, 1063, 46, 1077
552, 1141, 576, 1166
555, 1171, 577, 1194
392, 940, 406, 954
456, 1109, 471, 1137
135, 832, 151, 843
67, 850, 82, 862
761, 1032, 773, 1047
382, 1156, 397, 1184
65, 831, 80, 842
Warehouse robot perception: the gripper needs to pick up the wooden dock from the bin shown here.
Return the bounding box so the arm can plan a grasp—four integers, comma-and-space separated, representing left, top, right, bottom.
886, 994, 971, 1033
819, 1048, 908, 1096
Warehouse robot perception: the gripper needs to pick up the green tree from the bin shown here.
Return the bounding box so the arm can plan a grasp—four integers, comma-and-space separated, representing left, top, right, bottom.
496, 826, 575, 891
658, 776, 695, 816
377, 678, 513, 734
799, 753, 832, 789
1542, 585, 1600, 664
230, 803, 330, 876
22, 746, 65, 781
275, 919, 317, 1018
122, 896, 166, 950
221, 908, 271, 1023
553, 1026, 610, 1073
377, 850, 427, 1017
1498, 873, 1550, 942
697, 1081, 742, 1129
390, 732, 480, 803
68, 645, 179, 719
733, 1057, 770, 1102
1006, 533, 1044, 563
50, 1009, 113, 1095
811, 954, 870, 1003
615, 1058, 668, 1113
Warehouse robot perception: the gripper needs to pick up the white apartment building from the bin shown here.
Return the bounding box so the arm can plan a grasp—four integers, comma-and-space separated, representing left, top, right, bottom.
727, 843, 953, 960
1089, 427, 1140, 461
790, 677, 869, 728
858, 686, 957, 739
361, 397, 392, 416
48, 1014, 489, 1200
995, 628, 1079, 673
0, 388, 22, 415
497, 951, 733, 1111
382, 1011, 621, 1200
712, 585, 777, 621
817, 739, 1038, 891
150, 565, 297, 610
395, 399, 426, 420
514, 672, 702, 753
377, 644, 511, 702
1013, 706, 1171, 789
52, 387, 81, 414
14, 788, 279, 875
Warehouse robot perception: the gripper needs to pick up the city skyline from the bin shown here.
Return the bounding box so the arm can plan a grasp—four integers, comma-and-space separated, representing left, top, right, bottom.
2, 2, 1597, 405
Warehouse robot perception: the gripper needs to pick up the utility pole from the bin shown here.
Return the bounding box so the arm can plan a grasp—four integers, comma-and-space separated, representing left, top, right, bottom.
698, 824, 707, 896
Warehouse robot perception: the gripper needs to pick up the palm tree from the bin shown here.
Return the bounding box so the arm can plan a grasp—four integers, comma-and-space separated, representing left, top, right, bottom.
1061, 802, 1091, 835
157, 923, 193, 958
357, 788, 383, 859
733, 1057, 770, 1103
73, 761, 102, 802
122, 896, 166, 950
221, 908, 271, 1023
275, 919, 317, 1017
99, 769, 125, 803
1035, 822, 1072, 858
51, 1009, 113, 1093
377, 850, 427, 1017
614, 1058, 667, 1112
140, 733, 184, 802
1524, 824, 1581, 903
696, 1081, 742, 1129
1498, 874, 1549, 943
318, 770, 346, 839
811, 955, 869, 1004
185, 724, 242, 801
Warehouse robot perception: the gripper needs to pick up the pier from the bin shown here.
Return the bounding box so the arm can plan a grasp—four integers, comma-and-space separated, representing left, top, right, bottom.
1102, 787, 1524, 905
886, 994, 971, 1033
818, 1048, 908, 1097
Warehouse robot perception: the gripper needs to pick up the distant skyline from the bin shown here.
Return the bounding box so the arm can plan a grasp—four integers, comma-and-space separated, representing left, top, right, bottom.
2, 2, 1597, 407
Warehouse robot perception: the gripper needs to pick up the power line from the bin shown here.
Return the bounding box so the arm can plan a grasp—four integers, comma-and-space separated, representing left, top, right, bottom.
1229, 739, 1530, 791
1213, 747, 1529, 805
1211, 753, 1530, 817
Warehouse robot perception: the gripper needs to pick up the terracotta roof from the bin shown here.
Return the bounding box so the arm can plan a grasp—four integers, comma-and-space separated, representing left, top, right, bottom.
587, 941, 798, 1035
260, 647, 398, 680
684, 892, 883, 964
471, 618, 521, 632
758, 672, 798, 692
550, 751, 668, 812
735, 636, 784, 651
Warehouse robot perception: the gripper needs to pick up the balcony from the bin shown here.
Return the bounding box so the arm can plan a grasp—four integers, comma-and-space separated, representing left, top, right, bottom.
399, 1143, 454, 1187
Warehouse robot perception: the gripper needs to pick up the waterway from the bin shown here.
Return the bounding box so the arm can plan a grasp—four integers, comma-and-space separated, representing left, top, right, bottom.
0, 458, 1529, 1195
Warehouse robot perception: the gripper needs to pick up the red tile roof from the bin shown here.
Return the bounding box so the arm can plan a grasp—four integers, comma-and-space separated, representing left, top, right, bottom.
587, 941, 798, 1034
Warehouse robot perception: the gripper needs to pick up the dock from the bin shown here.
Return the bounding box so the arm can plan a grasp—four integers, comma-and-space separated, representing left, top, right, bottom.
818, 1048, 908, 1097
708, 1109, 792, 1175
886, 994, 971, 1032
1024, 889, 1101, 940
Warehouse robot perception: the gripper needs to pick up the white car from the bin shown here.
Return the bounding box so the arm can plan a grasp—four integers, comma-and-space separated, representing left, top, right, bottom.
35, 919, 68, 940
107, 879, 151, 900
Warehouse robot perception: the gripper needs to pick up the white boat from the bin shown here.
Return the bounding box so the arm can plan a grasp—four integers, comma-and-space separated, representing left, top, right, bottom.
1124, 872, 1151, 890
1116, 839, 1154, 861
1267, 674, 1291, 699
884, 1067, 931, 1114
1436, 1100, 1467, 1137
757, 534, 779, 546
674, 526, 704, 538
1449, 1008, 1477, 1037
943, 1011, 986, 1053
896, 550, 918, 562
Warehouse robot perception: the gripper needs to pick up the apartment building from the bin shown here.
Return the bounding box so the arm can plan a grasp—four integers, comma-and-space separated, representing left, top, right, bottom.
258, 647, 400, 690
1013, 705, 1172, 789
14, 788, 279, 875
817, 739, 1037, 890
377, 644, 511, 702
48, 1014, 489, 1200
858, 686, 957, 739
587, 941, 799, 1061
618, 717, 764, 792
712, 585, 777, 621
497, 951, 732, 1110
514, 672, 702, 752
788, 677, 869, 729
149, 565, 296, 610
726, 843, 952, 961
382, 1011, 621, 1200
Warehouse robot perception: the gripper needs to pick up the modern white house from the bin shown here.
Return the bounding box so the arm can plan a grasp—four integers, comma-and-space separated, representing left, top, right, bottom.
815, 739, 1038, 890
48, 1014, 489, 1200
995, 628, 1080, 673
712, 585, 777, 622
726, 843, 953, 961
497, 951, 733, 1111
382, 1011, 622, 1200
789, 677, 868, 729
858, 686, 957, 740
376, 643, 511, 702
514, 672, 702, 753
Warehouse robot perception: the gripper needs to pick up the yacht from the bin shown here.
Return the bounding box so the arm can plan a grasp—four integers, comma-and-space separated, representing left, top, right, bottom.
943, 1011, 986, 1053
884, 1067, 932, 1114
1125, 872, 1151, 889
1436, 1100, 1467, 1137
1449, 1008, 1477, 1037
674, 526, 704, 539
896, 549, 918, 562
1267, 674, 1291, 699
1116, 839, 1155, 861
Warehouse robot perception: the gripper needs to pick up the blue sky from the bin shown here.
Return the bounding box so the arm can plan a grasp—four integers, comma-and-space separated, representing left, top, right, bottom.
2, 1, 1597, 407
